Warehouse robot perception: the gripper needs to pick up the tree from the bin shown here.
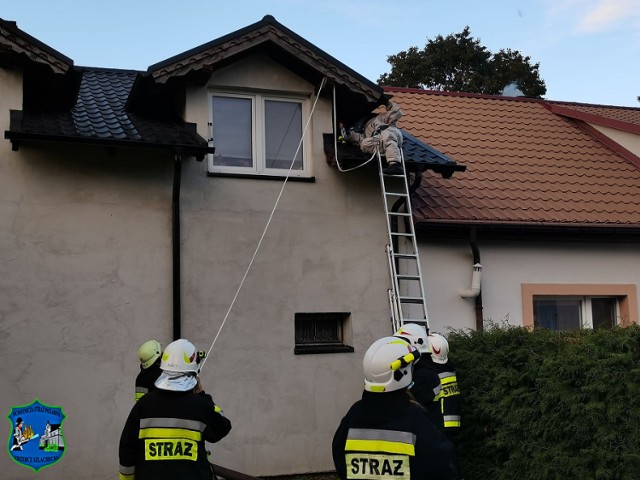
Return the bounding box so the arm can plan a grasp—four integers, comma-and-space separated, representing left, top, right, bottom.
378, 26, 546, 98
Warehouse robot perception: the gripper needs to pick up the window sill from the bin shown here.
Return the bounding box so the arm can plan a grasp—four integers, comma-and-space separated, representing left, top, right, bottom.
208, 172, 315, 182
294, 344, 354, 355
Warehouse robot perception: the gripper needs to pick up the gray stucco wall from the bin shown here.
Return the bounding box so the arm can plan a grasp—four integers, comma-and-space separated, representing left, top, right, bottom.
0, 60, 397, 479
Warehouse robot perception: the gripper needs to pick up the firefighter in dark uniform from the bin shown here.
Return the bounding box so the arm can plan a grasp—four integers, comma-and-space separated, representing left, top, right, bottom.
395, 327, 462, 447
135, 340, 163, 402
332, 336, 459, 480
119, 339, 232, 480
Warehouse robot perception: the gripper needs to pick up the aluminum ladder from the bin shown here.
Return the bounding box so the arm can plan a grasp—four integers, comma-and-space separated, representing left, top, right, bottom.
377, 149, 430, 334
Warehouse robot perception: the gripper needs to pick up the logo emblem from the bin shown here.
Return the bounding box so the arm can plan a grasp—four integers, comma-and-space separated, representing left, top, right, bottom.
7, 400, 66, 472
432, 346, 441, 354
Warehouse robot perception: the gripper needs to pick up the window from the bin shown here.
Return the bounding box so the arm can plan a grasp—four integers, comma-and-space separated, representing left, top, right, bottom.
209, 92, 309, 177
533, 296, 617, 330
294, 312, 354, 355
522, 284, 638, 331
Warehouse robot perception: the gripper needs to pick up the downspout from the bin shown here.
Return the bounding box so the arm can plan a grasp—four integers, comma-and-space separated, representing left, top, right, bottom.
172, 153, 182, 340
459, 227, 484, 330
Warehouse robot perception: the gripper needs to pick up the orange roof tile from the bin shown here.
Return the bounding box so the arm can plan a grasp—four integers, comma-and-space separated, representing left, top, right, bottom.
386, 88, 640, 230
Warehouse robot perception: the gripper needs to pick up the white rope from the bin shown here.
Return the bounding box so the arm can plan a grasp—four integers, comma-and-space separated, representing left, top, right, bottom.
200, 77, 328, 371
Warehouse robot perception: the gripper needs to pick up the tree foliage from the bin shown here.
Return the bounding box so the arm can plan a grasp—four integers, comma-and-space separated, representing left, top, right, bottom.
379, 26, 546, 98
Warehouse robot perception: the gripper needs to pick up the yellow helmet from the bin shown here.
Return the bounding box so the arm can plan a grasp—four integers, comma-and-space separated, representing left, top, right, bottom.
138, 340, 162, 369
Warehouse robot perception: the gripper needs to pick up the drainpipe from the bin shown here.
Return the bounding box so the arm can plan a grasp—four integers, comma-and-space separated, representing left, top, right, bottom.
172, 153, 182, 340
459, 228, 484, 330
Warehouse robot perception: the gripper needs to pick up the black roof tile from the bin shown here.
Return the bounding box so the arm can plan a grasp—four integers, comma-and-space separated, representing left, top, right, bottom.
5, 68, 213, 157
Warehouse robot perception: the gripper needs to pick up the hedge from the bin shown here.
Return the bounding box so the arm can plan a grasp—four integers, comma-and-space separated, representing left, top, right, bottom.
447, 324, 640, 480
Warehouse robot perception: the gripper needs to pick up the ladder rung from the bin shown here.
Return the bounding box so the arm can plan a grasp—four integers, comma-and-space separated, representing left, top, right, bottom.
387, 211, 412, 217
384, 191, 408, 197
391, 232, 414, 237
393, 253, 418, 259
402, 319, 429, 324
399, 296, 425, 304
397, 274, 421, 281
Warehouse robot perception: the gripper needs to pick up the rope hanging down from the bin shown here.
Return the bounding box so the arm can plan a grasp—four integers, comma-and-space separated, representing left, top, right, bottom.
199, 77, 328, 372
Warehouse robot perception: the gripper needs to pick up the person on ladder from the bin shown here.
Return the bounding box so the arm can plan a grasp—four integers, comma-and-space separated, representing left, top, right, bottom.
339, 99, 405, 175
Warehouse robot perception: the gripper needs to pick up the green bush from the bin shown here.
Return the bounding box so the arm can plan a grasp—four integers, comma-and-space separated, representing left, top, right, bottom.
448, 324, 640, 480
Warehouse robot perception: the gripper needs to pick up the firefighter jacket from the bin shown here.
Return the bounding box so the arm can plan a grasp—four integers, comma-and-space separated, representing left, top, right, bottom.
134, 363, 162, 402
332, 389, 459, 480
410, 357, 461, 440
119, 388, 232, 480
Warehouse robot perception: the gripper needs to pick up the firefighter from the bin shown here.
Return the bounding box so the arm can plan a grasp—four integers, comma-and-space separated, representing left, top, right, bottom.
340, 99, 405, 175
395, 327, 462, 439
426, 333, 462, 445
332, 336, 459, 480
119, 339, 231, 480
135, 340, 163, 402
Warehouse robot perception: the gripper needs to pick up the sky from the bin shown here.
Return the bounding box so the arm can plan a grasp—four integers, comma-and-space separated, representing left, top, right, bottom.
3, 0, 639, 107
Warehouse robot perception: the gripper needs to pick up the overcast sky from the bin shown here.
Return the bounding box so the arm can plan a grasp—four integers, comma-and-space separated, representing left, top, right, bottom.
3, 0, 639, 107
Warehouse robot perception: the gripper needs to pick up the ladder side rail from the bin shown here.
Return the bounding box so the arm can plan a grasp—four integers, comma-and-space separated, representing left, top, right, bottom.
396, 151, 429, 329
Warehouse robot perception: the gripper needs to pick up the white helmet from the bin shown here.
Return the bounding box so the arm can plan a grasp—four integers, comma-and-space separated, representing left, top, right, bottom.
363, 336, 420, 393
138, 340, 162, 369
428, 333, 449, 364
393, 323, 430, 354
160, 339, 201, 373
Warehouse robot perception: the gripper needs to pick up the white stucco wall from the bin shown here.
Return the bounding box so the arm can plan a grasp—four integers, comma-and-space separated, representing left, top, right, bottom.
421, 239, 640, 332
590, 123, 640, 158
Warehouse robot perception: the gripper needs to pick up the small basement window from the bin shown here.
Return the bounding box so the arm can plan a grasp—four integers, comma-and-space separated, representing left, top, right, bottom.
294, 312, 354, 355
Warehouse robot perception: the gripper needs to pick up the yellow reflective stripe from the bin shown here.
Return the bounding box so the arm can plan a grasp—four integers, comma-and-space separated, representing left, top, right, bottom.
444, 415, 461, 428
119, 474, 135, 480
215, 405, 222, 413
345, 439, 415, 456
139, 427, 202, 442
440, 375, 457, 385
135, 392, 145, 402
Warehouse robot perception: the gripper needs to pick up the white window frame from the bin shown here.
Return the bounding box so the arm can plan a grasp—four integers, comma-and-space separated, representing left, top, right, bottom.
532, 295, 620, 330
208, 91, 311, 178
521, 284, 638, 330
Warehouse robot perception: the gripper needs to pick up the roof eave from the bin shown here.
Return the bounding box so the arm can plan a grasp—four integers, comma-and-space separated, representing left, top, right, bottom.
4, 130, 214, 159
0, 18, 73, 74
147, 15, 382, 104
415, 220, 640, 243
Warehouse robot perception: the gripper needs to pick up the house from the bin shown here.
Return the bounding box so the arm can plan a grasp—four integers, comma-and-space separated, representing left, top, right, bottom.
1, 14, 639, 480
388, 88, 640, 331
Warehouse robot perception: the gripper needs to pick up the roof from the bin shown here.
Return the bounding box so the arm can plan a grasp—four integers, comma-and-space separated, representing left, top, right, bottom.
323, 130, 465, 179
386, 88, 640, 239
5, 68, 213, 158
547, 101, 640, 135
0, 18, 72, 74
147, 15, 385, 121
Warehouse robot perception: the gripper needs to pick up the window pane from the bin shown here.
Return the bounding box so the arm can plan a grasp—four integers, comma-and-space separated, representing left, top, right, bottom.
592, 298, 616, 329
533, 299, 581, 331
212, 96, 252, 167
295, 313, 343, 344
265, 100, 303, 170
